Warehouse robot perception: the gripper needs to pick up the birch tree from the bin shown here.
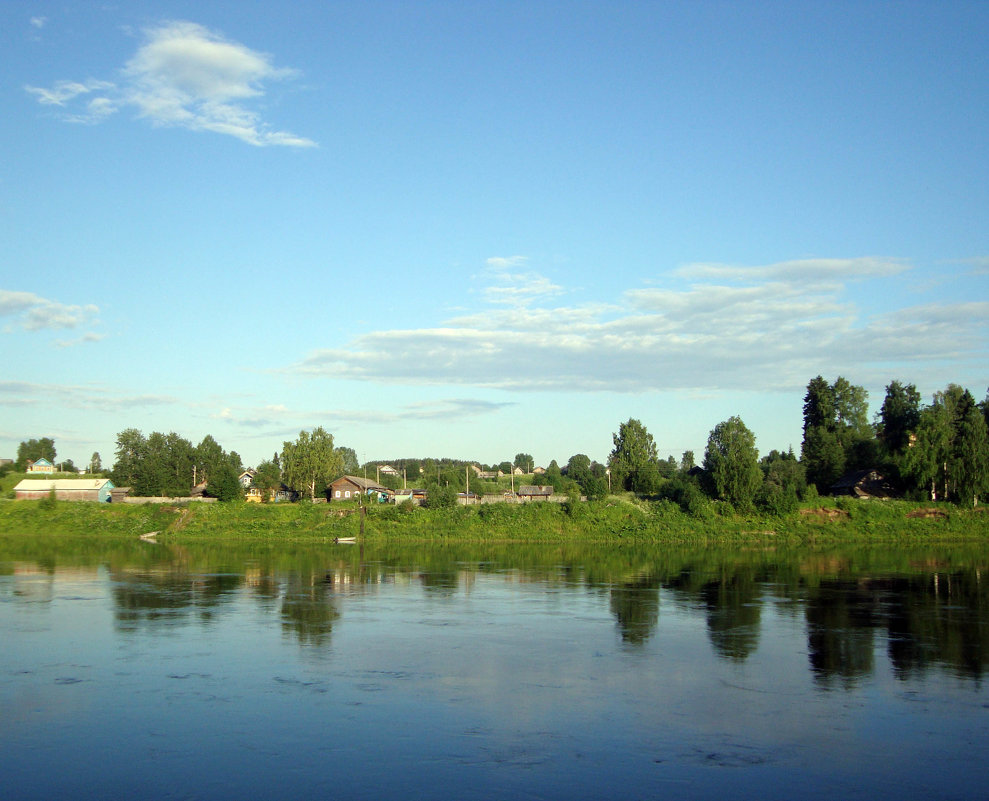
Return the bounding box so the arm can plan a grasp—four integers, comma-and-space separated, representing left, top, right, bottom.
281, 427, 343, 501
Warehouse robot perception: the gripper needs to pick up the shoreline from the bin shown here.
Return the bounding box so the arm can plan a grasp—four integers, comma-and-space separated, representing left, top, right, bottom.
1, 496, 987, 546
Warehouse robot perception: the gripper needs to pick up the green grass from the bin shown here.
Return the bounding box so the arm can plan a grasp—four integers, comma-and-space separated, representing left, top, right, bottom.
0, 495, 986, 546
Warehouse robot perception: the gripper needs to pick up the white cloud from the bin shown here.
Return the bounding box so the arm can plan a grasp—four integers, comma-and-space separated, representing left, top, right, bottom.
673, 257, 909, 284
0, 290, 100, 333
0, 381, 177, 411
216, 397, 511, 432
25, 79, 117, 111
290, 257, 988, 394
30, 16, 47, 29
55, 332, 106, 348
481, 255, 563, 306
25, 20, 315, 147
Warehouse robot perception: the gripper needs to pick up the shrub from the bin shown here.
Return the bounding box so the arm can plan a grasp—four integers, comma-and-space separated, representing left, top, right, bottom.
757, 482, 799, 517
423, 484, 458, 509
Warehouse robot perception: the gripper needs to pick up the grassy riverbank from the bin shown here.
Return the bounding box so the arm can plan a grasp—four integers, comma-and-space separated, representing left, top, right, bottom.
0, 495, 986, 545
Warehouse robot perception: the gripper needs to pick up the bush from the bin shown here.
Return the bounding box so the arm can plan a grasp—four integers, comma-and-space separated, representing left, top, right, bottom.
563, 485, 584, 518
757, 482, 799, 517
656, 478, 713, 519
423, 484, 458, 509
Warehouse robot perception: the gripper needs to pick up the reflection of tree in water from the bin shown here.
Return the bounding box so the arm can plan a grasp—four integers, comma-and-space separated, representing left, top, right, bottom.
419, 570, 459, 596
884, 573, 989, 681
280, 574, 339, 647
609, 576, 660, 645
805, 582, 876, 687
805, 572, 989, 684
111, 569, 244, 629
700, 570, 762, 662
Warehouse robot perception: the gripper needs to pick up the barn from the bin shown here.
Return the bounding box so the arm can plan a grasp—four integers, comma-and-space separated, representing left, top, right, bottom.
14, 478, 115, 503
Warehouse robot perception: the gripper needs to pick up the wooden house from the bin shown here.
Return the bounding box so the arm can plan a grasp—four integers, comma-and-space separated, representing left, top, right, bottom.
517, 485, 553, 501
27, 458, 56, 474
829, 469, 896, 499
268, 484, 296, 503
330, 475, 389, 501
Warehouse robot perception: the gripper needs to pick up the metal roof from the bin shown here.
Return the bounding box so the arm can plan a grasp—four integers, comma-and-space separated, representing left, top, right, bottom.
14, 479, 114, 491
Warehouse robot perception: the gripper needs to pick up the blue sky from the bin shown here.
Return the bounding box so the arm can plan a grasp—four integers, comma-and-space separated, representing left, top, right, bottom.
2, 1, 987, 470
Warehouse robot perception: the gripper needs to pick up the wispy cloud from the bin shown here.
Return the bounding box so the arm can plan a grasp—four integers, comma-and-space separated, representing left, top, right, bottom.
481, 256, 563, 306
0, 290, 100, 333
55, 332, 106, 348
25, 20, 315, 147
30, 16, 47, 30
290, 257, 988, 394
0, 381, 178, 411
215, 398, 511, 432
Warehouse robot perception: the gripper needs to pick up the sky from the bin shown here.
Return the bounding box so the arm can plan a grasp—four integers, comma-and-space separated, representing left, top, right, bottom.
2, 0, 987, 470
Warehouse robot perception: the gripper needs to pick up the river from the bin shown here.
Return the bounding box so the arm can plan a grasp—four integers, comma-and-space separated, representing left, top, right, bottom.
1, 539, 987, 800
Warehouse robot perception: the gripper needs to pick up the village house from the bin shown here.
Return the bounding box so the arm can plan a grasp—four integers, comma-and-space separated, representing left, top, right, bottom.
26, 458, 56, 474
15, 478, 115, 503
393, 488, 427, 505
830, 469, 896, 499
329, 475, 389, 501
517, 485, 554, 501
273, 484, 299, 503
238, 469, 256, 488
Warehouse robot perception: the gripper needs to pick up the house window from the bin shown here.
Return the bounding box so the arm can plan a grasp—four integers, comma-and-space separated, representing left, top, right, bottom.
335, 490, 340, 498
345, 491, 351, 498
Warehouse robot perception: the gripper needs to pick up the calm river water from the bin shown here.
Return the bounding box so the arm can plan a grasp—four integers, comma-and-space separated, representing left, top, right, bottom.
2, 539, 988, 800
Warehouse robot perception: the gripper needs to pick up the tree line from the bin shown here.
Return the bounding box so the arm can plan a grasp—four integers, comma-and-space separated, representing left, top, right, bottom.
8, 375, 987, 509
608, 376, 989, 513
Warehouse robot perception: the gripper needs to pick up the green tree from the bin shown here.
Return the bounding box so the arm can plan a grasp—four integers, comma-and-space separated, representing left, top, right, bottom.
337, 446, 360, 475
15, 437, 57, 471
905, 395, 953, 501
163, 433, 196, 496
142, 431, 171, 495
543, 459, 569, 491
609, 418, 660, 493
423, 483, 458, 509
950, 390, 989, 506
90, 452, 102, 474
253, 458, 283, 500
195, 435, 227, 485
111, 429, 148, 491
205, 461, 244, 502
680, 450, 696, 473
758, 449, 805, 515
565, 453, 592, 485
877, 380, 921, 455
703, 416, 762, 510
281, 427, 343, 500
513, 453, 534, 472
801, 376, 872, 490
901, 384, 981, 502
